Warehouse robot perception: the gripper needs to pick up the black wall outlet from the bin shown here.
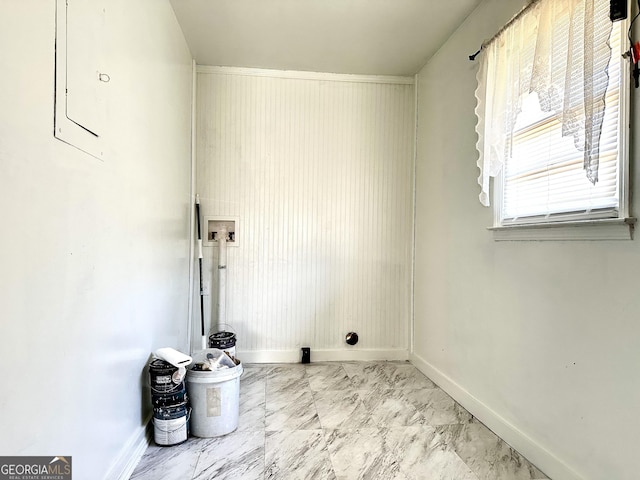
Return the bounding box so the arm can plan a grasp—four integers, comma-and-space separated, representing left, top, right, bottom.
301, 347, 311, 364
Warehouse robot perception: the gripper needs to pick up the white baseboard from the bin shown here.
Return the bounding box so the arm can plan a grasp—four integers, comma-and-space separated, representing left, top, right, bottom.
237, 348, 409, 364
409, 352, 583, 480
104, 415, 152, 480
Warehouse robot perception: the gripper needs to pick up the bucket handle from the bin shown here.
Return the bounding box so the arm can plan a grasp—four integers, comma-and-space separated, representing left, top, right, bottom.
153, 408, 191, 433
150, 383, 184, 394
211, 323, 237, 335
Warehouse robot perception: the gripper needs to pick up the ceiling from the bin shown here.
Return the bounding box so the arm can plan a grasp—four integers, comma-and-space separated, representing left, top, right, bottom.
169, 0, 483, 76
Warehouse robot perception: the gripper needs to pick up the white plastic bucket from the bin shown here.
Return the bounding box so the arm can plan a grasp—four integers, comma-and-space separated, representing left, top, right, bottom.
186, 349, 243, 438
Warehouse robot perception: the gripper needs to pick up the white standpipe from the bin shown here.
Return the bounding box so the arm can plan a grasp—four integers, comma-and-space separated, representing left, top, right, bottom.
217, 226, 228, 333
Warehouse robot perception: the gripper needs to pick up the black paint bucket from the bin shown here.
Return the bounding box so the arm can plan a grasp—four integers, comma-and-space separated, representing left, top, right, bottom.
149, 359, 183, 394
208, 331, 236, 356
151, 382, 187, 407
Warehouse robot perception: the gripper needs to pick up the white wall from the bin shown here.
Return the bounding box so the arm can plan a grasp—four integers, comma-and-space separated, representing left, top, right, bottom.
0, 1, 193, 479
413, 1, 640, 480
195, 68, 415, 361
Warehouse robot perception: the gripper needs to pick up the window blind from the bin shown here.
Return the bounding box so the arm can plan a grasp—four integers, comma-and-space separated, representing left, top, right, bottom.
501, 8, 622, 224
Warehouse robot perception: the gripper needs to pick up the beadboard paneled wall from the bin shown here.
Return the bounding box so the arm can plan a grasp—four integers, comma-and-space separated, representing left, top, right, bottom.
195, 67, 415, 361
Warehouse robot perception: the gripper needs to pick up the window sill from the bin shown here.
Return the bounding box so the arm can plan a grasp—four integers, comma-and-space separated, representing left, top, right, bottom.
488, 218, 636, 241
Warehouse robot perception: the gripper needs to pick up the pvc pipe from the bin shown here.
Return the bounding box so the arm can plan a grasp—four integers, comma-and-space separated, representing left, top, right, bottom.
218, 227, 228, 267
187, 60, 197, 354
217, 227, 227, 333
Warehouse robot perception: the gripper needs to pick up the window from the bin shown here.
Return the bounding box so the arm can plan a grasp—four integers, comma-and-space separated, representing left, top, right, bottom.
475, 0, 633, 240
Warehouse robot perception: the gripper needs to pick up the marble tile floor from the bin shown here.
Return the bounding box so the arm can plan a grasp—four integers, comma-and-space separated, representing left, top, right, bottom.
130, 362, 549, 480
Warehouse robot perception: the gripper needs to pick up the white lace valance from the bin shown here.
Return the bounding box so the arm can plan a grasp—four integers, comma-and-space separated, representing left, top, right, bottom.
475, 0, 613, 206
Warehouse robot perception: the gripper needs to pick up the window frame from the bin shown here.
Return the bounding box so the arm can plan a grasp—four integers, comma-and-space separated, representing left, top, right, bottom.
488, 12, 635, 241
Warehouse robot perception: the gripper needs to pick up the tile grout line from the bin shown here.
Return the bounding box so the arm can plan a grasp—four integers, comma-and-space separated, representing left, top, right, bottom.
305, 365, 340, 479
262, 367, 268, 479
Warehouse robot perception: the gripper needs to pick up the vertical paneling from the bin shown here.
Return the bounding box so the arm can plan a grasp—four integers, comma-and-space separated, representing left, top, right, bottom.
196, 68, 414, 355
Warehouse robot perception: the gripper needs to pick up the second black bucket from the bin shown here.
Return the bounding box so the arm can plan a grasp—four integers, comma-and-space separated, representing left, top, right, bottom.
152, 383, 187, 407
208, 331, 236, 357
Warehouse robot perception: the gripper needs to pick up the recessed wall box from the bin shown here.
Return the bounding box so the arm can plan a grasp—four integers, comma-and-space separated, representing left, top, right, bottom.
205, 216, 239, 247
